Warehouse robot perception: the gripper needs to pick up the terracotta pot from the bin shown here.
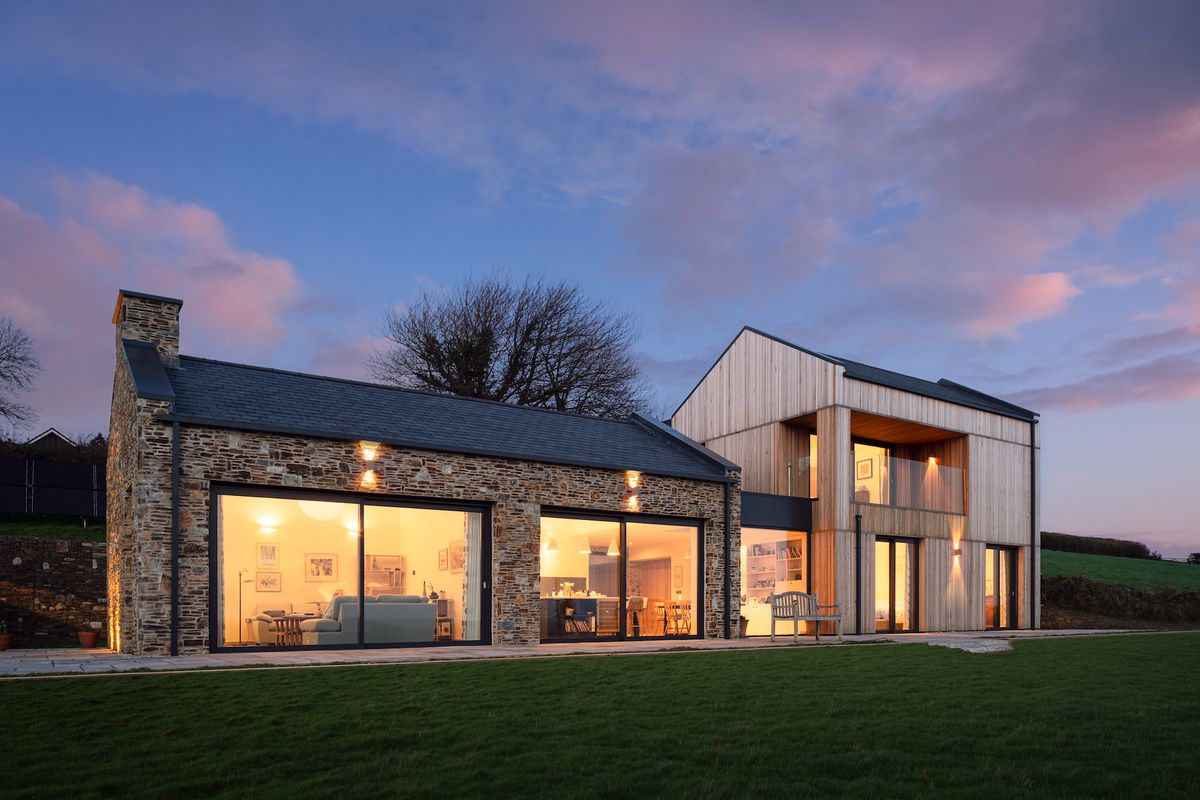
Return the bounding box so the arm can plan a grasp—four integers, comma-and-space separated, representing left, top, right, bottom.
78, 631, 100, 648
0, 633, 11, 651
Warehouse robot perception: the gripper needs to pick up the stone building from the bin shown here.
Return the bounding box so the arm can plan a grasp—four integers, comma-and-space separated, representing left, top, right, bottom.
107, 289, 743, 656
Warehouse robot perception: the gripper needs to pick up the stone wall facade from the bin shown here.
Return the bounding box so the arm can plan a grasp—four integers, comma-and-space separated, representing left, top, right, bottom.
0, 536, 107, 646
108, 293, 742, 656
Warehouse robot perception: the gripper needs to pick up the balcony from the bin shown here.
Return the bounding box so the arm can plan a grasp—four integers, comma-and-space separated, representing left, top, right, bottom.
851, 453, 964, 514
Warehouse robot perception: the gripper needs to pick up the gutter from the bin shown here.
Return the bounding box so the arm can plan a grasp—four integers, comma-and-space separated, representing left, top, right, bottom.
1030, 419, 1038, 629
170, 420, 180, 656
854, 513, 862, 635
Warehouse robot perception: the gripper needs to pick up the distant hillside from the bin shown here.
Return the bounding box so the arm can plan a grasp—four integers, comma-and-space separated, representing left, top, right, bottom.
1041, 531, 1161, 560
1042, 551, 1200, 593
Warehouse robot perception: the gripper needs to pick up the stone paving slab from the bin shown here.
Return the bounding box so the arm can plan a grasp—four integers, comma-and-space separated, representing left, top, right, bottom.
0, 628, 1150, 678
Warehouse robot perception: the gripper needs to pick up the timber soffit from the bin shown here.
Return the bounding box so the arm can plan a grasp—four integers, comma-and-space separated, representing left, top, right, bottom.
670, 326, 1038, 423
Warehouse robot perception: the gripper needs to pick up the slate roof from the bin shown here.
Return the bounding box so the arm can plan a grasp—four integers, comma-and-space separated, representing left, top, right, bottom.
135, 353, 733, 482
824, 355, 1038, 421
674, 327, 1037, 422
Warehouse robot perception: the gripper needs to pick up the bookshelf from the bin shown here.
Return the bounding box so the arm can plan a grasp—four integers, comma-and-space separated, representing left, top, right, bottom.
744, 539, 805, 598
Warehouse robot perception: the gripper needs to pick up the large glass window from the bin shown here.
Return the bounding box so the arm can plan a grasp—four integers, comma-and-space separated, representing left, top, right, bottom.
986, 546, 1017, 630
739, 528, 808, 636
539, 514, 701, 640
875, 537, 918, 632
217, 492, 486, 648
854, 442, 892, 505
627, 522, 698, 639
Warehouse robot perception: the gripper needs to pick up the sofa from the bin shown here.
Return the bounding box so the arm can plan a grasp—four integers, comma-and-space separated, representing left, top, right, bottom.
300, 595, 438, 645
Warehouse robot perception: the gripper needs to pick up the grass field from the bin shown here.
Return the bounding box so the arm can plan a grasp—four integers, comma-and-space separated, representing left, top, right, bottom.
3, 633, 1198, 799
1042, 550, 1200, 592
0, 514, 105, 541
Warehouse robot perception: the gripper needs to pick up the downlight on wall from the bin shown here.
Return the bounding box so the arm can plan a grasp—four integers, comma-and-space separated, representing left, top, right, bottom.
359, 440, 382, 489
625, 470, 641, 511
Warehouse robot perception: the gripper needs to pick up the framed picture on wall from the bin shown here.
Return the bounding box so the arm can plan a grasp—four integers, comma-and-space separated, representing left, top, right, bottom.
673, 564, 683, 588
449, 540, 465, 574
304, 553, 338, 582
856, 459, 873, 480
257, 542, 279, 569
256, 572, 281, 592
438, 548, 449, 571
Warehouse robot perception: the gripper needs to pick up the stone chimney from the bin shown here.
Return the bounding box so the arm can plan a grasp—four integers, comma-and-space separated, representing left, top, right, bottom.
112, 289, 183, 366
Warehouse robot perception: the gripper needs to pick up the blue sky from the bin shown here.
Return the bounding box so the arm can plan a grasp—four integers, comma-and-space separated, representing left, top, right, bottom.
1, 1, 1199, 554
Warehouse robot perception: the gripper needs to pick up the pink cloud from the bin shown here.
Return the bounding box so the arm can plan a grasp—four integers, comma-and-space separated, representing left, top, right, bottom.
0, 175, 311, 433
1013, 350, 1200, 412
49, 172, 300, 351
966, 272, 1081, 339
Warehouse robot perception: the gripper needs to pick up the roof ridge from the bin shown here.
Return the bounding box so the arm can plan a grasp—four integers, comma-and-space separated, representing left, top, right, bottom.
175, 354, 640, 426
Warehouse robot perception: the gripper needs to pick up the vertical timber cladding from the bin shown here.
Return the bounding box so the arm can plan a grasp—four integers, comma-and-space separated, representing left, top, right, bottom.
672, 327, 1040, 634
812, 406, 853, 634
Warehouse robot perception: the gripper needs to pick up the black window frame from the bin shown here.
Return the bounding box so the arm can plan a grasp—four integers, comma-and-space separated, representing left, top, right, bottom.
208, 482, 493, 653
874, 535, 921, 633
538, 506, 705, 643
985, 544, 1019, 631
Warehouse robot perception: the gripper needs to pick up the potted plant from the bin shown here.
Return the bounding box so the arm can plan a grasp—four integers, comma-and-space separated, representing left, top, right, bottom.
0, 620, 10, 651
78, 623, 100, 649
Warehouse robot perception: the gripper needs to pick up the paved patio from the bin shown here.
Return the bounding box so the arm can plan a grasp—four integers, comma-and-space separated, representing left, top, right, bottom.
0, 628, 1141, 678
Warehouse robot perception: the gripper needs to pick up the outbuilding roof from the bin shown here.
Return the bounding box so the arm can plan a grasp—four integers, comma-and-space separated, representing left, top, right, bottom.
121, 342, 734, 482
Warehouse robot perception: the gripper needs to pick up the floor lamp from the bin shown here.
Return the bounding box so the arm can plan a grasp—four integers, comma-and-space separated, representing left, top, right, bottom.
238, 568, 252, 645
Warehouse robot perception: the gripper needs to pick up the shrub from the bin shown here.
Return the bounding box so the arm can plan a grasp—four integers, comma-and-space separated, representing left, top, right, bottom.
1041, 575, 1200, 623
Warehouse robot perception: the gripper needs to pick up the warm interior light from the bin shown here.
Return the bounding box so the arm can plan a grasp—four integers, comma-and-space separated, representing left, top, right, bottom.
579, 537, 592, 554
346, 526, 361, 539
627, 495, 640, 511
928, 456, 938, 465
361, 469, 378, 488
607, 537, 620, 556
259, 526, 276, 536
360, 441, 381, 461
626, 470, 641, 489
298, 500, 341, 521
545, 533, 559, 553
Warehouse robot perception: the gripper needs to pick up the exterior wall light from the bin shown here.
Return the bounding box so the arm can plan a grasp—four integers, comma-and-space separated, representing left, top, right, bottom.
928, 456, 938, 465
627, 494, 640, 511
361, 469, 378, 489
360, 441, 381, 461
626, 470, 641, 489
953, 546, 963, 557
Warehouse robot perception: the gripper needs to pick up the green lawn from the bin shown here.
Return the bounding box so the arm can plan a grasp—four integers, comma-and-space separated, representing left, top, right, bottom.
0, 514, 104, 542
1042, 550, 1200, 591
4, 633, 1199, 799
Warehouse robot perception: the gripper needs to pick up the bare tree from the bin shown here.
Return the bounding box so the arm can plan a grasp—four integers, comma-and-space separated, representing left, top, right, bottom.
0, 317, 40, 426
370, 276, 650, 417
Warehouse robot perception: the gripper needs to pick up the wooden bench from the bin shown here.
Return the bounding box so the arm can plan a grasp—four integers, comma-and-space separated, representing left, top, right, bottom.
770, 591, 843, 643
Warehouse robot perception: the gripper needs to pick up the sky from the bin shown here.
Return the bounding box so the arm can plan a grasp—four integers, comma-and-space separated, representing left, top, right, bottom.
0, 1, 1198, 554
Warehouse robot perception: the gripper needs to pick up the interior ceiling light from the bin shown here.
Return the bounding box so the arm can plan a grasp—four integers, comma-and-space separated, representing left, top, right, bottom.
298, 500, 342, 521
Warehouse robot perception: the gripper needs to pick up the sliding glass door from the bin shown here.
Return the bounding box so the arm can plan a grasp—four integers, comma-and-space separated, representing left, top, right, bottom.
215, 489, 489, 649
985, 546, 1017, 630
539, 513, 702, 641
874, 537, 918, 632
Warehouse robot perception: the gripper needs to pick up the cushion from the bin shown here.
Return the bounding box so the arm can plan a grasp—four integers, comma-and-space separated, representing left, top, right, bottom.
300, 618, 341, 633
253, 613, 276, 624
377, 594, 427, 604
